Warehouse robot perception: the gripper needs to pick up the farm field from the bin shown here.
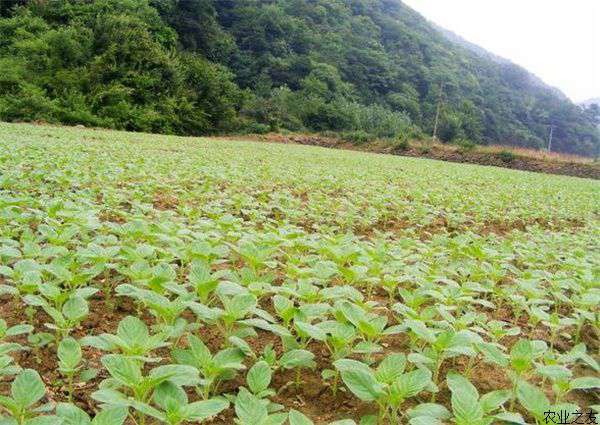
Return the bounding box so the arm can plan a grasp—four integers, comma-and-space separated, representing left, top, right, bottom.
0, 122, 598, 424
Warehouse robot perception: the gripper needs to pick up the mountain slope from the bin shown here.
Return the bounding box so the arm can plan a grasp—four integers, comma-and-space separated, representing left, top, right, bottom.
0, 0, 598, 156
203, 0, 598, 154
432, 23, 569, 101
581, 98, 600, 107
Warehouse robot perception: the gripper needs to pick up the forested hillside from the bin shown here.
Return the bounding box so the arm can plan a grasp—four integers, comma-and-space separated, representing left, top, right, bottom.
1, 0, 598, 155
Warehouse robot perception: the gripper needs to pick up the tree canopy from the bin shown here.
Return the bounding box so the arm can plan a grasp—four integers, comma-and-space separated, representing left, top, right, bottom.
0, 0, 598, 156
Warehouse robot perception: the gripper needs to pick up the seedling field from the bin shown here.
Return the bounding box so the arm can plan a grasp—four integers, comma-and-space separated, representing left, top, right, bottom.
0, 123, 598, 424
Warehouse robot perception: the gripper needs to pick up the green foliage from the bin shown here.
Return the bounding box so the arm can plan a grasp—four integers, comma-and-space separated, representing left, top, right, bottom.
498, 150, 516, 163
335, 354, 434, 422
341, 130, 375, 145
0, 369, 60, 424
56, 403, 128, 425
0, 0, 242, 134
0, 123, 598, 424
392, 136, 410, 152
0, 0, 597, 154
81, 315, 170, 360
172, 334, 246, 399
453, 138, 477, 153
129, 381, 229, 424
57, 337, 98, 402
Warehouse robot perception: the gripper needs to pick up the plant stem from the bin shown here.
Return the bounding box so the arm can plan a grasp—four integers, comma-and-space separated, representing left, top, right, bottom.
509, 378, 518, 411
465, 355, 477, 378
431, 360, 442, 402
67, 373, 74, 402
332, 372, 339, 396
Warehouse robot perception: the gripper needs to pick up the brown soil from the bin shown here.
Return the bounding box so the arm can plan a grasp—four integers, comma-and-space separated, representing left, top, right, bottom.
397, 144, 600, 180
222, 134, 600, 180
2, 283, 597, 425
153, 190, 179, 211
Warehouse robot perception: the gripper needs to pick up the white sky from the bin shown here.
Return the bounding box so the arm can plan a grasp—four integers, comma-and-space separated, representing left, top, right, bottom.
402, 0, 600, 102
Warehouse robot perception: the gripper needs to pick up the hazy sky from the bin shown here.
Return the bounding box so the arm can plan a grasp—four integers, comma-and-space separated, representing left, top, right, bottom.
402, 0, 600, 102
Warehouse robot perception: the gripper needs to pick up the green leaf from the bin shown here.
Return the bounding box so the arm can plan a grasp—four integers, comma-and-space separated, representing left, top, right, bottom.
376, 353, 406, 384
62, 296, 88, 322
289, 409, 314, 425
116, 316, 148, 347
240, 319, 291, 338
393, 368, 432, 399
90, 389, 131, 407
185, 398, 229, 421
56, 403, 91, 425
6, 325, 33, 337
358, 416, 377, 425
352, 341, 382, 355
334, 359, 371, 375
516, 380, 550, 418
247, 361, 271, 394
477, 343, 509, 368
228, 294, 256, 317
295, 321, 327, 341
480, 390, 511, 413
148, 364, 199, 387
186, 334, 212, 365
536, 365, 571, 382
24, 417, 62, 425
334, 360, 384, 402
228, 336, 254, 357
58, 337, 82, 372
570, 376, 600, 390
234, 388, 268, 423
79, 368, 99, 382
80, 336, 112, 351
265, 412, 289, 425
446, 372, 483, 423
407, 403, 451, 420
101, 355, 142, 387
91, 407, 129, 425
11, 369, 46, 408
279, 350, 315, 369
492, 412, 526, 424
405, 320, 436, 344
153, 381, 187, 411
128, 401, 164, 422
409, 418, 443, 425
213, 347, 245, 368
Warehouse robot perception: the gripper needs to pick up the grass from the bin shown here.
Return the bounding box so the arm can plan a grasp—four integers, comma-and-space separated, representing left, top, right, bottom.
479, 144, 596, 164
0, 122, 598, 424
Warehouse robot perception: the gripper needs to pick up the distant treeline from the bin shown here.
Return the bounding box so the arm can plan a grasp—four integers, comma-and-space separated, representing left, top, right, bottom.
1, 0, 598, 155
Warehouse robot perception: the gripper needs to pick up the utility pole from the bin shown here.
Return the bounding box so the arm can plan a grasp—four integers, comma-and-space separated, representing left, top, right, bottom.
547, 125, 555, 152
432, 82, 444, 142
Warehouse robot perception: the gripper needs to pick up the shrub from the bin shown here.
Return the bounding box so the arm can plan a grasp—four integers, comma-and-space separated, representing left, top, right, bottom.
245, 122, 270, 134
453, 138, 477, 152
320, 130, 340, 140
392, 134, 410, 151
341, 130, 375, 145
342, 101, 413, 139
498, 150, 516, 163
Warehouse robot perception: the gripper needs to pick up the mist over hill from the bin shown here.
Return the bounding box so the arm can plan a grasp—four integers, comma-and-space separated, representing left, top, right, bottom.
432, 24, 569, 101
581, 98, 600, 108
0, 0, 598, 155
